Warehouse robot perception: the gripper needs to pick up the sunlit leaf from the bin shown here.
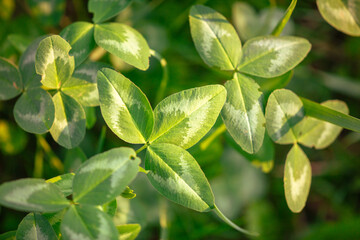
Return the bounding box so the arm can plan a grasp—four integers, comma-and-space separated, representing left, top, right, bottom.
237, 36, 311, 78
73, 147, 140, 205
221, 73, 265, 154
14, 88, 55, 134
284, 144, 311, 213
50, 92, 86, 149
89, 0, 132, 24
16, 213, 57, 240
265, 89, 305, 144
61, 205, 118, 240
98, 68, 154, 144
0, 178, 69, 212
62, 61, 109, 106
35, 35, 74, 89
145, 143, 215, 212
149, 85, 226, 149
117, 224, 141, 240
189, 4, 242, 70
60, 22, 95, 67
317, 0, 360, 36
299, 100, 349, 149
94, 23, 150, 70
0, 57, 22, 100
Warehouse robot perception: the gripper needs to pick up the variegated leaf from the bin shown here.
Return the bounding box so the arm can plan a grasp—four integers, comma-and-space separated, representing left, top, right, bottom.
89, 0, 132, 24
149, 85, 226, 149
98, 68, 154, 144
237, 36, 311, 78
265, 89, 305, 144
72, 147, 140, 205
35, 35, 75, 89
0, 57, 22, 100
16, 213, 57, 240
14, 88, 55, 134
50, 92, 86, 149
0, 178, 69, 212
62, 61, 110, 107
284, 144, 312, 213
145, 143, 215, 212
299, 100, 349, 149
94, 23, 150, 70
60, 22, 95, 67
117, 224, 141, 240
61, 205, 118, 240
189, 4, 242, 70
221, 73, 265, 154
317, 0, 360, 36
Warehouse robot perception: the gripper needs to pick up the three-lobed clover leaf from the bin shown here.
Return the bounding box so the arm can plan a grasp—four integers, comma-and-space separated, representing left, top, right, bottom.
284, 144, 312, 213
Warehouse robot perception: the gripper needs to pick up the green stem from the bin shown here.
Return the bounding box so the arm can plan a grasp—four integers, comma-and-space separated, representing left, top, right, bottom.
200, 124, 227, 150
150, 49, 169, 105
271, 0, 297, 36
33, 143, 44, 178
96, 126, 107, 154
139, 166, 149, 174
213, 204, 259, 236
136, 144, 148, 154
37, 135, 64, 172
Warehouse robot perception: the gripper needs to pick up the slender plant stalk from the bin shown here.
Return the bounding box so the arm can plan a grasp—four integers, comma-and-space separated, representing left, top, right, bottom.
33, 143, 44, 178
159, 198, 169, 240
150, 49, 169, 105
213, 204, 259, 236
200, 124, 227, 150
136, 144, 148, 154
271, 0, 297, 36
96, 126, 107, 154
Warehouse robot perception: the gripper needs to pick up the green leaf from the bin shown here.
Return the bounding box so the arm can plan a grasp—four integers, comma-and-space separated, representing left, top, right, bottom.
61, 205, 118, 240
43, 209, 67, 238
221, 73, 265, 154
102, 199, 117, 217
85, 107, 97, 129
271, 0, 297, 36
62, 61, 109, 107
35, 35, 75, 89
16, 213, 57, 240
145, 143, 215, 212
301, 97, 360, 133
64, 147, 87, 173
284, 144, 312, 213
149, 85, 226, 149
60, 22, 95, 67
121, 186, 136, 199
46, 173, 75, 197
50, 92, 86, 149
14, 88, 55, 134
265, 89, 305, 144
98, 68, 154, 144
0, 178, 69, 212
0, 231, 16, 240
117, 224, 141, 240
299, 100, 348, 149
237, 36, 311, 78
27, 0, 65, 26
89, 0, 132, 24
189, 4, 242, 71
94, 23, 150, 70
252, 70, 293, 93
0, 57, 22, 100
19, 36, 47, 89
7, 34, 32, 53
317, 0, 360, 36
73, 147, 140, 205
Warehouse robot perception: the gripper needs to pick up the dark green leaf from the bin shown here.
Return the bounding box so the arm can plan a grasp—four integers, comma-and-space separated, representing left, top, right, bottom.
64, 147, 87, 173
16, 213, 57, 240
0, 57, 22, 100
89, 0, 132, 24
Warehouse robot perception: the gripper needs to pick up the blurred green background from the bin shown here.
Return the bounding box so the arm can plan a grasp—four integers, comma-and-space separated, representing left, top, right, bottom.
1, 0, 360, 239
